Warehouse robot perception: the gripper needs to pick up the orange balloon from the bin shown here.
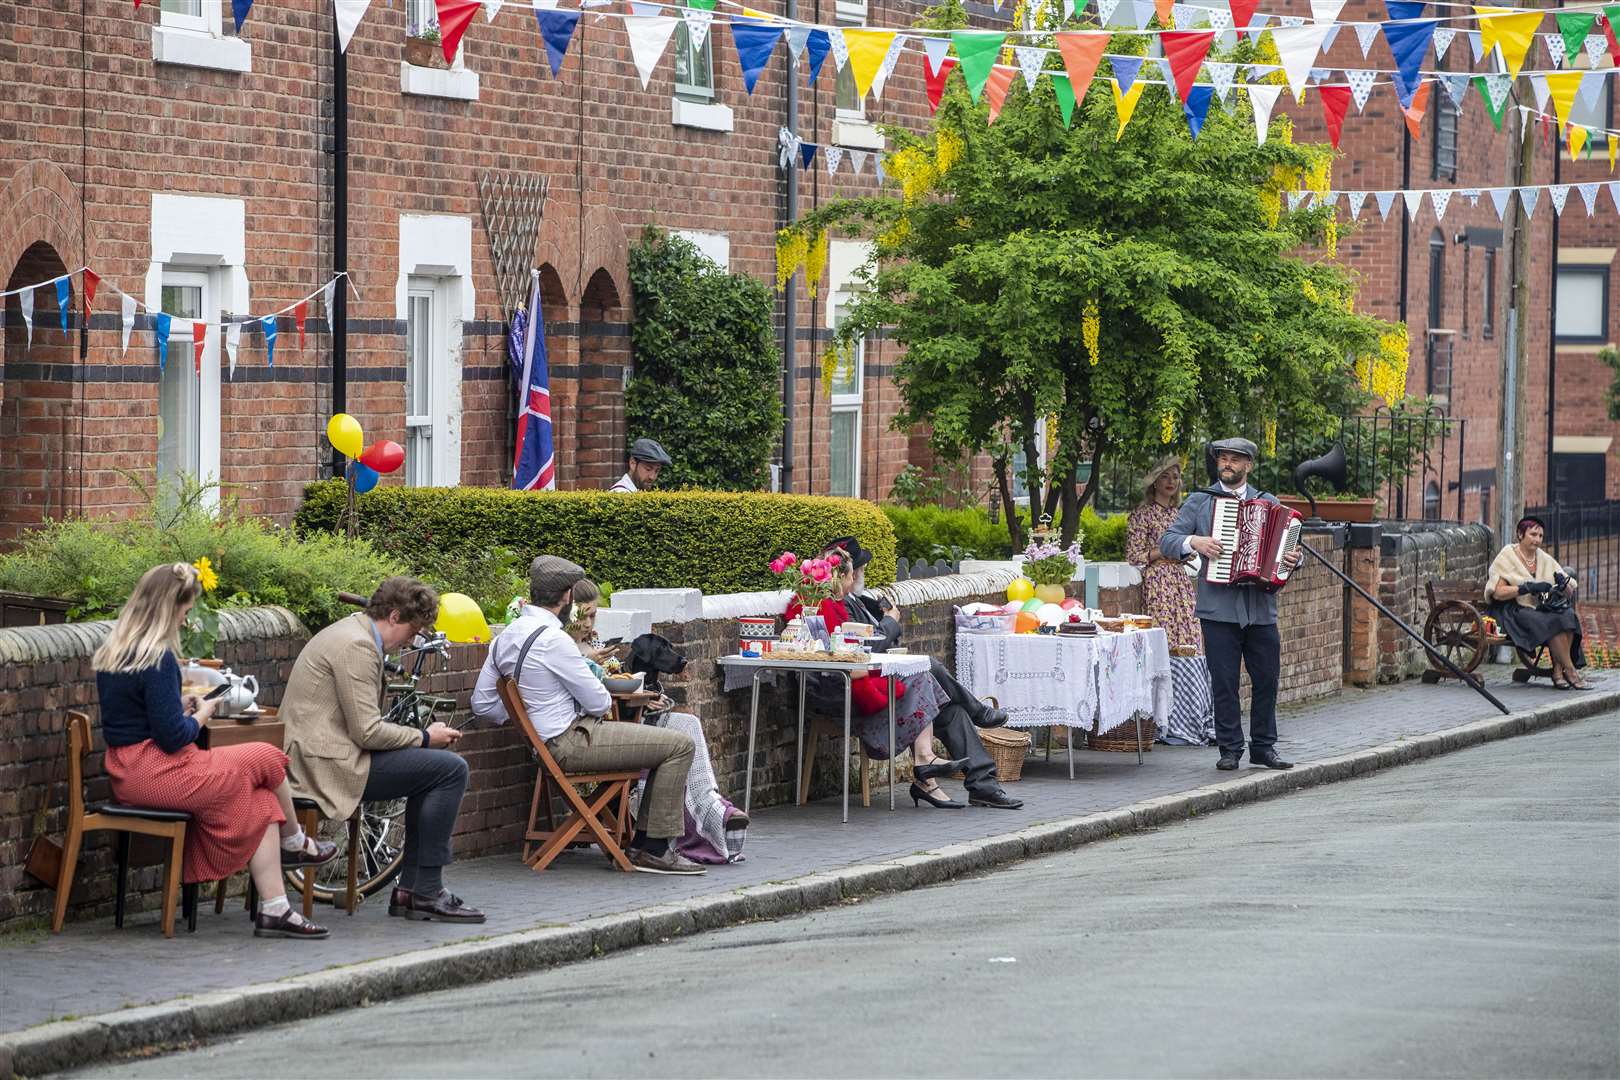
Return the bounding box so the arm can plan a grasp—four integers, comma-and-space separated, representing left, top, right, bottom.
1014, 611, 1041, 634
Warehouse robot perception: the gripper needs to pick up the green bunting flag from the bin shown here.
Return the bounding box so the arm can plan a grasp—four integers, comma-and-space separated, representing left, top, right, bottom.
1473, 74, 1510, 131
1052, 71, 1078, 127
1555, 11, 1596, 62
952, 30, 1006, 102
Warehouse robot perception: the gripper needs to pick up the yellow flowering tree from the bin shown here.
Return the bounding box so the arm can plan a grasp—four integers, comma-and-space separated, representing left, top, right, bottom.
789, 4, 1400, 547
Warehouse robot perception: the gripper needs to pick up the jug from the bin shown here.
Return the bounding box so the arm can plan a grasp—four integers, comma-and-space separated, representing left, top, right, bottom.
215, 669, 260, 717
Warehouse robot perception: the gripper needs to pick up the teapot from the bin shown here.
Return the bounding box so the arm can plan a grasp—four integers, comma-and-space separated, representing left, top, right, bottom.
214, 669, 260, 717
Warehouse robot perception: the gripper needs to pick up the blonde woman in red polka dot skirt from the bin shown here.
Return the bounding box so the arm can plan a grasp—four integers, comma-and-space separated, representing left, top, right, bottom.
92, 563, 339, 939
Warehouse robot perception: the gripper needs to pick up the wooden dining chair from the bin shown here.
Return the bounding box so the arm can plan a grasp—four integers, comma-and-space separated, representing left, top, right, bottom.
290, 799, 362, 918
495, 676, 638, 873
53, 711, 190, 939
799, 714, 878, 808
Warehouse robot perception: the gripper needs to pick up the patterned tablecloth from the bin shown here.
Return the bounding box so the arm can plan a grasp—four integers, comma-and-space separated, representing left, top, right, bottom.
954, 630, 1173, 736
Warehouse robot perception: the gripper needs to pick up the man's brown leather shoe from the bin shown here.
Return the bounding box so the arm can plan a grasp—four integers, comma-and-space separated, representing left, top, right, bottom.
402, 890, 486, 923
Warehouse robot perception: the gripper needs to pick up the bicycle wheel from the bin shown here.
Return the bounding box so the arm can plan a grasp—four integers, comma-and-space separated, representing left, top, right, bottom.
285, 798, 407, 905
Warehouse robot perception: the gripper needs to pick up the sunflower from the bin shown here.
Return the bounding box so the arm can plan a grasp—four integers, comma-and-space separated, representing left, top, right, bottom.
193, 557, 219, 593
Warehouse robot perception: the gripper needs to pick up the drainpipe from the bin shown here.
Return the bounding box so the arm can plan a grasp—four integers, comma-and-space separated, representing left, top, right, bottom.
1545, 134, 1560, 505
330, 19, 349, 480
779, 0, 799, 493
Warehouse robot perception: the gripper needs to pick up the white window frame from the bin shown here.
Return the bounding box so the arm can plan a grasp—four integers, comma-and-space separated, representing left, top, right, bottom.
1555, 266, 1609, 343
829, 295, 865, 499
159, 0, 212, 35
1009, 416, 1049, 509
404, 281, 448, 487
152, 0, 252, 71
834, 1, 867, 120
156, 270, 212, 491
673, 4, 716, 102
396, 215, 473, 487
405, 0, 469, 70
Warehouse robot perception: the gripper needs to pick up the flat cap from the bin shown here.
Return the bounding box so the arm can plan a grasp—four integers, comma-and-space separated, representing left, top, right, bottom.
628, 438, 672, 466
530, 555, 588, 599
1208, 437, 1259, 461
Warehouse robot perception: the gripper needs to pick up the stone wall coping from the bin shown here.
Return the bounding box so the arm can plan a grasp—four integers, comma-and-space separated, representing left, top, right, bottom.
0, 605, 306, 664
697, 568, 1024, 621
1380, 521, 1494, 557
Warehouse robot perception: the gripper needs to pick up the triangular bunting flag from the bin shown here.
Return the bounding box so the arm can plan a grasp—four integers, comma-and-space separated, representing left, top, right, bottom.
17, 286, 33, 348
154, 312, 169, 370
1402, 189, 1424, 218
1052, 71, 1078, 126
226, 321, 241, 379
1112, 76, 1146, 139
1347, 190, 1368, 219
483, 0, 501, 22
1319, 84, 1351, 148
1610, 180, 1620, 210
1110, 54, 1144, 95
1228, 0, 1257, 34
842, 29, 893, 99
806, 28, 831, 83
1578, 182, 1600, 214
261, 315, 277, 366
231, 0, 253, 32
323, 279, 338, 333
825, 144, 843, 174
1054, 33, 1109, 108
434, 0, 482, 62
120, 293, 136, 355
192, 321, 206, 377
1474, 73, 1511, 130
848, 149, 867, 175
1160, 30, 1214, 102
334, 0, 371, 53
1279, 14, 1305, 27
924, 56, 956, 112
922, 36, 951, 78
733, 20, 784, 93
1375, 191, 1397, 221
1432, 25, 1455, 59
1587, 24, 1611, 63
1171, 4, 1205, 27
624, 15, 678, 90
1475, 8, 1543, 79
1383, 0, 1424, 19
534, 8, 580, 77
1548, 184, 1570, 216
1248, 83, 1282, 145
1402, 80, 1431, 139
1183, 84, 1214, 138
1568, 125, 1589, 160
1544, 70, 1583, 131
827, 26, 848, 69
1271, 23, 1333, 102
681, 7, 713, 51
1310, 0, 1345, 23
1556, 10, 1596, 62
1442, 73, 1470, 112
985, 64, 1017, 123
1206, 60, 1235, 100
1286, 191, 1308, 212
1465, 28, 1484, 62
1131, 0, 1156, 29
1487, 187, 1511, 220
1354, 21, 1380, 56
294, 300, 308, 348
1431, 189, 1452, 221
55, 277, 70, 334
1381, 18, 1436, 109
1346, 67, 1375, 111
1154, 0, 1174, 26
1530, 73, 1551, 113
785, 25, 810, 65
1542, 32, 1565, 67
82, 268, 98, 325
1014, 45, 1045, 91
1097, 0, 1122, 25
1461, 188, 1481, 206
1520, 187, 1539, 217
1577, 70, 1606, 113
799, 141, 817, 169
952, 31, 1005, 102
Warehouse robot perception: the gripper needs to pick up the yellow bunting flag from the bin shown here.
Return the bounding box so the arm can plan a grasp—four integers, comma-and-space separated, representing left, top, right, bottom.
1544, 71, 1584, 132
1566, 124, 1587, 159
741, 6, 776, 17
841, 29, 895, 100
1474, 6, 1545, 78
1609, 134, 1618, 172
1112, 77, 1145, 140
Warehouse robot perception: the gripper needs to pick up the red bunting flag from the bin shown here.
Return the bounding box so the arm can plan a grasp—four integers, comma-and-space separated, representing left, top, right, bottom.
1605, 14, 1619, 64
1319, 84, 1352, 149
1055, 33, 1109, 111
1402, 81, 1431, 140
924, 56, 957, 113
1161, 30, 1215, 102
434, 0, 482, 63
294, 299, 308, 348
1230, 0, 1258, 35
82, 269, 99, 323
984, 65, 1017, 123
193, 321, 206, 376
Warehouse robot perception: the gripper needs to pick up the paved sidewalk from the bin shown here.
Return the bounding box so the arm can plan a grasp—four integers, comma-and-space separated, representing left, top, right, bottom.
2, 670, 1612, 1040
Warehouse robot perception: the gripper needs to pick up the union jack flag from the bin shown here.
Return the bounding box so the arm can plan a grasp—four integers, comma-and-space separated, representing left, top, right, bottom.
511, 270, 556, 491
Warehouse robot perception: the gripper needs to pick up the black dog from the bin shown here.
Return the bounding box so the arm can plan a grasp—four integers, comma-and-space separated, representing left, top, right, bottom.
628, 633, 687, 696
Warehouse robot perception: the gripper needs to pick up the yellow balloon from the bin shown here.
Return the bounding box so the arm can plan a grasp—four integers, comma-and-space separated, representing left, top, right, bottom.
1006, 577, 1035, 603
436, 592, 492, 645
327, 413, 364, 459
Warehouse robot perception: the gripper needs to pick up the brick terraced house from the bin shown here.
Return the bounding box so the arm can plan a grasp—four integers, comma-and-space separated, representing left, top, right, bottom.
1, 0, 1615, 545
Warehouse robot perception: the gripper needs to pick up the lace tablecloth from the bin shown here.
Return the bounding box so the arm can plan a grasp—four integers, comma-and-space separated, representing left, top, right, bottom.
954, 630, 1172, 735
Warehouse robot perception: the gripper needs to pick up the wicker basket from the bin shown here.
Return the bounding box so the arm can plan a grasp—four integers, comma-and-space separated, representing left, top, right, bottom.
1084, 714, 1154, 753
980, 726, 1033, 781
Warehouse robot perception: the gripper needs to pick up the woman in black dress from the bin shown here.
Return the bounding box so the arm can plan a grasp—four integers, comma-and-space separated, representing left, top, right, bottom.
1485, 517, 1588, 689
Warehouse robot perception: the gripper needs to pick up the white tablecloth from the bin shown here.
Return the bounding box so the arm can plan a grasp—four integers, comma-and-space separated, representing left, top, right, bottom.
954, 630, 1172, 736
719, 652, 932, 693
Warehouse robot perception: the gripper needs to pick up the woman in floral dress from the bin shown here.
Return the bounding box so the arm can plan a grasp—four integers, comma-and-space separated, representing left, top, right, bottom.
1125, 456, 1214, 744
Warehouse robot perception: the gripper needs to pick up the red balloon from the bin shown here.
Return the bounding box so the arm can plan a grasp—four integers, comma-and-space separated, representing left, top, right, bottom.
359, 440, 405, 474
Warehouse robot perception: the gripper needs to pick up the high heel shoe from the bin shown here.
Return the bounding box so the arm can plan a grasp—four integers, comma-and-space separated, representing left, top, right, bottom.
913, 757, 970, 782
909, 782, 964, 809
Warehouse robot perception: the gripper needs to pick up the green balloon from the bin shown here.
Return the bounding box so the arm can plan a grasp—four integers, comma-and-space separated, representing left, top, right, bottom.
1021, 598, 1043, 613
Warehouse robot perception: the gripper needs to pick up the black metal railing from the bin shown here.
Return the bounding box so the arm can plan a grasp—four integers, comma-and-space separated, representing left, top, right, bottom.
1522, 499, 1620, 603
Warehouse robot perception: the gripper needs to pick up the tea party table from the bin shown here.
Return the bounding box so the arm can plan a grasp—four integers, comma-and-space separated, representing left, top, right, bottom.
954, 629, 1172, 775
717, 652, 933, 822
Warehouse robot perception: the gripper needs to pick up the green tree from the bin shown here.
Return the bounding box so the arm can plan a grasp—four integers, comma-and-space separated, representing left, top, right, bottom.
785, 10, 1400, 547
625, 227, 784, 491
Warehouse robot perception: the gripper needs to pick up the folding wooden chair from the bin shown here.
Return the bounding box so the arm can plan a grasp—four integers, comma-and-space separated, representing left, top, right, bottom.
495, 676, 638, 873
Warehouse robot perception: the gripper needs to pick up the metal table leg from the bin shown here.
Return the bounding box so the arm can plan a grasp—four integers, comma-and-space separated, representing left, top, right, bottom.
744, 671, 761, 814
1068, 723, 1075, 780
842, 673, 852, 824
795, 671, 807, 806
1134, 711, 1144, 765
887, 673, 897, 811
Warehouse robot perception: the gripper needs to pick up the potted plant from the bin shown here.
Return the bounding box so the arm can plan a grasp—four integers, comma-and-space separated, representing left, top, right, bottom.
1278, 493, 1379, 524
405, 25, 443, 68
1023, 537, 1083, 605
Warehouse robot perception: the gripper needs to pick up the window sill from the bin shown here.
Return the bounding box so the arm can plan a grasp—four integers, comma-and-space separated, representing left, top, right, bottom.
833, 117, 884, 151
671, 98, 733, 132
151, 26, 252, 73
400, 61, 480, 101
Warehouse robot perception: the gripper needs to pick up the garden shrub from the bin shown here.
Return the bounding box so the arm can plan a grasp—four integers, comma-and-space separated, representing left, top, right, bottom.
882, 504, 1013, 563
297, 481, 897, 594
1078, 506, 1129, 562
624, 228, 784, 491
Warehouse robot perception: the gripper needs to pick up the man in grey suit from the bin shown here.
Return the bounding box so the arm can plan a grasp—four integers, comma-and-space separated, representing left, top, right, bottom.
1160, 438, 1302, 772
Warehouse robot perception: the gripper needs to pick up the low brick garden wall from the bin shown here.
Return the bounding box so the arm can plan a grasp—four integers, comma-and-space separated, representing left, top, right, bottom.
1375, 523, 1495, 683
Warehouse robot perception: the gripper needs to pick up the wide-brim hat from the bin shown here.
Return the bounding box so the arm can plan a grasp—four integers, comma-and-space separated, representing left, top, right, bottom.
825, 535, 873, 569
529, 555, 587, 598
1141, 454, 1182, 492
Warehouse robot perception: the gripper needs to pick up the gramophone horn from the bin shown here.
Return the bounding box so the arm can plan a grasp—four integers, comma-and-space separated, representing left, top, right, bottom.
1292, 442, 1348, 519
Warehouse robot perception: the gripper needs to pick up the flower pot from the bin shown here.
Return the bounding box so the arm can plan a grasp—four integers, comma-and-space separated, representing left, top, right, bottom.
1034, 583, 1068, 605
405, 36, 442, 67
1278, 496, 1377, 524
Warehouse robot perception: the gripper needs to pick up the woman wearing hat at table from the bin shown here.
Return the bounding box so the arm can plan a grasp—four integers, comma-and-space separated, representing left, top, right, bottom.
1486, 516, 1588, 689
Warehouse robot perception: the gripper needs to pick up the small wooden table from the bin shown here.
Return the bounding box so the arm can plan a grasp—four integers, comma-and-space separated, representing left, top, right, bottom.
198, 707, 284, 751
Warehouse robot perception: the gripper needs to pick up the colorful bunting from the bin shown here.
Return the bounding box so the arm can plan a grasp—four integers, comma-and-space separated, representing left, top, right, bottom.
871, 34, 904, 101
624, 15, 678, 90
1474, 7, 1543, 79
1054, 33, 1108, 110
922, 35, 951, 78
924, 55, 956, 113
433, 0, 482, 63
231, 0, 253, 32
985, 64, 1017, 123
120, 293, 136, 356
1110, 54, 1144, 95
1183, 84, 1214, 138
1112, 76, 1146, 139
1382, 0, 1425, 21
1380, 18, 1436, 109
83, 268, 98, 325
192, 320, 206, 376
226, 321, 241, 379
799, 141, 817, 169
681, 6, 713, 51
1319, 83, 1351, 148
1247, 83, 1282, 146
294, 299, 307, 348
1346, 67, 1376, 111
1052, 71, 1078, 126
1568, 124, 1589, 159
842, 29, 893, 99
1402, 80, 1431, 139
1154, 0, 1174, 28
1544, 70, 1583, 131
1160, 30, 1214, 102
1271, 23, 1332, 102
952, 31, 1005, 103
1014, 45, 1045, 91
55, 277, 70, 333
155, 312, 171, 371
533, 8, 581, 76
261, 315, 278, 367
1229, 0, 1258, 35
16, 286, 32, 348
1556, 10, 1597, 62
732, 20, 784, 93
1475, 73, 1511, 130
805, 28, 830, 83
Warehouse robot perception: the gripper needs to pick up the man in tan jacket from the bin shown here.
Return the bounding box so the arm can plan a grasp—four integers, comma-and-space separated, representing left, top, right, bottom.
281, 577, 484, 923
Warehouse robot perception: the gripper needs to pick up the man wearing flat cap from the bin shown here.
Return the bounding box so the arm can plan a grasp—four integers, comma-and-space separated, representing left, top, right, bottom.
1160, 438, 1302, 772
610, 438, 673, 493
472, 555, 705, 875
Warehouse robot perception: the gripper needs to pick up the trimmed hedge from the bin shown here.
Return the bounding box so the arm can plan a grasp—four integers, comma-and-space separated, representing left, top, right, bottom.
296, 481, 897, 595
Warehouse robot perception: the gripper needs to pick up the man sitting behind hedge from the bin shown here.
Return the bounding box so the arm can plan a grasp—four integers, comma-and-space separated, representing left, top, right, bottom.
609, 438, 672, 493
471, 555, 706, 875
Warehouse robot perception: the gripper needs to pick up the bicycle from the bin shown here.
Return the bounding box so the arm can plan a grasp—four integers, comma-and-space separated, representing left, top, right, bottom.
285, 624, 476, 907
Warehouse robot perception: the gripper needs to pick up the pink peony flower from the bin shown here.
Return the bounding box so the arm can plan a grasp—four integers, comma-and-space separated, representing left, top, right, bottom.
770, 558, 785, 575
809, 565, 830, 583
827, 553, 841, 566
781, 552, 797, 566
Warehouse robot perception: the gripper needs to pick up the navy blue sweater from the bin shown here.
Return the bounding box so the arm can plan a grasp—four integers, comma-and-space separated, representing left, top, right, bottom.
96, 651, 201, 753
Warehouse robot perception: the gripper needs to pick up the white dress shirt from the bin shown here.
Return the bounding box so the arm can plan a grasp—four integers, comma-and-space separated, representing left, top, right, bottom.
1181, 480, 1250, 556
471, 605, 613, 740
609, 473, 638, 493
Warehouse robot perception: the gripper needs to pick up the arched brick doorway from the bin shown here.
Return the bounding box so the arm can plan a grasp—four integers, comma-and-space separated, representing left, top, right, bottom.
576, 267, 628, 490
2, 242, 80, 544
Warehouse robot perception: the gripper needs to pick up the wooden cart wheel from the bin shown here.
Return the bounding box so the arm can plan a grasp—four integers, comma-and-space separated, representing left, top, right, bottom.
1423, 600, 1487, 675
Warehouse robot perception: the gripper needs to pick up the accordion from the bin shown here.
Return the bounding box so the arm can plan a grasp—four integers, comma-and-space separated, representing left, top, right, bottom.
1204, 496, 1304, 591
